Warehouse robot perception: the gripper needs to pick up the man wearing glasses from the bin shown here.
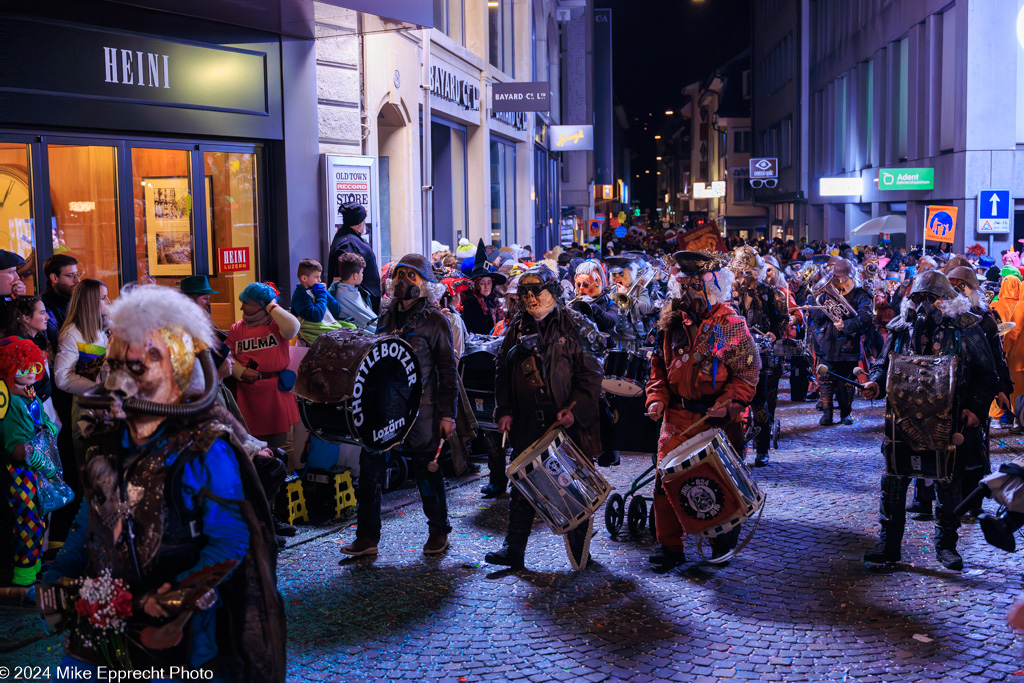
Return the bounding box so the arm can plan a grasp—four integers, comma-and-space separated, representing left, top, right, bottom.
42, 253, 80, 352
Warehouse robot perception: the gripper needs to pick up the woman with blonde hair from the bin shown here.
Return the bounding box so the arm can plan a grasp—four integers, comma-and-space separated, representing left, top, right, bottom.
54, 278, 109, 466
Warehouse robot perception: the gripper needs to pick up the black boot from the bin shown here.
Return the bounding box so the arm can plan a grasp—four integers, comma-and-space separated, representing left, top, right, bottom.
485, 540, 526, 569
754, 452, 770, 467
648, 545, 687, 568
711, 527, 741, 559
936, 548, 963, 570
863, 542, 901, 564
598, 450, 621, 467
818, 382, 834, 425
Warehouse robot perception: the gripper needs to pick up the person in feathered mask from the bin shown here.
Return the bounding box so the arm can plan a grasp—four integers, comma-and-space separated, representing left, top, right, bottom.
645, 251, 761, 568
341, 253, 458, 559
0, 336, 59, 586
860, 271, 999, 570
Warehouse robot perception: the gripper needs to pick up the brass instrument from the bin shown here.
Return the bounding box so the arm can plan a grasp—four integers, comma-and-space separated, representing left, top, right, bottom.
613, 268, 654, 310
811, 269, 858, 324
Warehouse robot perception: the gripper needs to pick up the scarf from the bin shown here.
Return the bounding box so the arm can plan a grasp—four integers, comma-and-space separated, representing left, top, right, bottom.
243, 308, 273, 327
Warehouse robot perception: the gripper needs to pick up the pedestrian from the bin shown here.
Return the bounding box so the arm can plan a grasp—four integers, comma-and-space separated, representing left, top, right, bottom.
340, 254, 458, 558
328, 252, 376, 327
0, 250, 27, 336
291, 258, 349, 344
54, 278, 109, 470
226, 282, 302, 458
41, 254, 79, 352
327, 202, 381, 313
0, 337, 60, 586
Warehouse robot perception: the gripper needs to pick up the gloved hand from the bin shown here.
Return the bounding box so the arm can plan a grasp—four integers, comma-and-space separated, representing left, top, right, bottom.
27, 445, 57, 479
312, 282, 327, 295
240, 282, 277, 308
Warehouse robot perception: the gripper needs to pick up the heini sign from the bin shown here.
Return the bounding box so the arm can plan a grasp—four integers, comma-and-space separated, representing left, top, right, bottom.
879, 168, 934, 190
819, 177, 863, 196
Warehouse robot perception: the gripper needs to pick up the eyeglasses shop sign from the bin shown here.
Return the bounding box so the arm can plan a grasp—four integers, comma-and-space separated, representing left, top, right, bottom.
550, 125, 594, 151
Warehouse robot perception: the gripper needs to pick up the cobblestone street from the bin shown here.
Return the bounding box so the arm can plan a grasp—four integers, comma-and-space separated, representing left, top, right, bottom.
6, 383, 1024, 682
284, 383, 1024, 682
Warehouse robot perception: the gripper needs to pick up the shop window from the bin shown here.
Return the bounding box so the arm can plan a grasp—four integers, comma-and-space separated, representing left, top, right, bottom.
0, 143, 36, 294
488, 0, 515, 76
131, 147, 194, 288
205, 151, 260, 331
490, 139, 516, 246
48, 144, 120, 297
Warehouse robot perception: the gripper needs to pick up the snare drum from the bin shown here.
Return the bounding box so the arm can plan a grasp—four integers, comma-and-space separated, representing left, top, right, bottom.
772, 338, 805, 358
295, 329, 423, 452
507, 428, 611, 535
602, 349, 650, 397
658, 429, 764, 537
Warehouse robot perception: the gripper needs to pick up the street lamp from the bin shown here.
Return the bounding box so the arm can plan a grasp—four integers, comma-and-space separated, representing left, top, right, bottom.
664, 110, 674, 115
654, 135, 661, 140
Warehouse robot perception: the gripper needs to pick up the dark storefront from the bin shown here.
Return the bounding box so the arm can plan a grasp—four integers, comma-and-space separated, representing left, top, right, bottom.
0, 1, 321, 328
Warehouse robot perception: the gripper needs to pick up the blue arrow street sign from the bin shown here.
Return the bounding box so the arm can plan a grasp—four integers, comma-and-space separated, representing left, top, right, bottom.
980, 190, 1010, 219
978, 189, 1011, 234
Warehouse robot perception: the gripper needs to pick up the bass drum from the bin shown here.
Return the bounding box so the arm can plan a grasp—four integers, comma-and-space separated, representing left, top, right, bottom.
295, 329, 423, 452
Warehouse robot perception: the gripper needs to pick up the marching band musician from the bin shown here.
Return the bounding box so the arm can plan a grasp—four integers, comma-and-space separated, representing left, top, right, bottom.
571, 260, 621, 468
485, 265, 605, 570
859, 271, 998, 570
787, 261, 814, 402
807, 259, 873, 426
645, 251, 761, 568
605, 255, 653, 350
341, 254, 458, 559
732, 249, 790, 467
570, 260, 618, 335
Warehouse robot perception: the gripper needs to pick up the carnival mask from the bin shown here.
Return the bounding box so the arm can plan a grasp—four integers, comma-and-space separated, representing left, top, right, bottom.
103, 332, 185, 413
393, 268, 424, 301
575, 275, 601, 298
520, 281, 557, 320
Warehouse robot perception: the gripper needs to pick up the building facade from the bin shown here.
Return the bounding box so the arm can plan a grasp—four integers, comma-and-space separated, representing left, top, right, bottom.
798, 0, 1024, 254
656, 52, 762, 235
318, 0, 584, 263
750, 0, 810, 242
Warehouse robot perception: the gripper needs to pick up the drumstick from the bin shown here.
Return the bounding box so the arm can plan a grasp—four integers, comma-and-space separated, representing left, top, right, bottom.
426, 438, 446, 473
815, 364, 863, 388
501, 431, 507, 450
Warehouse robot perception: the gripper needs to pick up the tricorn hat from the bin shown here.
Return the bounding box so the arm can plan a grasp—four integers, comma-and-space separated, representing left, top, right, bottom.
672, 250, 728, 276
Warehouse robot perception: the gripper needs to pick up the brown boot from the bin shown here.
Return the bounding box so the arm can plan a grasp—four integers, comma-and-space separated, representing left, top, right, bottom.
423, 532, 449, 555
339, 537, 379, 557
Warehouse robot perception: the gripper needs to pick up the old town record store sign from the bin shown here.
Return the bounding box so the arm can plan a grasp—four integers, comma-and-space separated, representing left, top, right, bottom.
1, 18, 268, 116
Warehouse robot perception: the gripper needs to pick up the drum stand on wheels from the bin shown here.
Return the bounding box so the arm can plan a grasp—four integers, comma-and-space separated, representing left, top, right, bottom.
604, 452, 658, 540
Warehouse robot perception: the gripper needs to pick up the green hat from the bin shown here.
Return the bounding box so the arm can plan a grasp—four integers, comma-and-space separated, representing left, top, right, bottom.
179, 275, 218, 296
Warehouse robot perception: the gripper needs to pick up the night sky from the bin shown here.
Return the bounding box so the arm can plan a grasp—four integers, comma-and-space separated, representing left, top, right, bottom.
596, 0, 752, 214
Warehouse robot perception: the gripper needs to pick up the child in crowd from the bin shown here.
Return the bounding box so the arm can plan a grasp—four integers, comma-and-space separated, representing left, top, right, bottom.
291, 259, 349, 345
0, 337, 60, 586
329, 253, 376, 328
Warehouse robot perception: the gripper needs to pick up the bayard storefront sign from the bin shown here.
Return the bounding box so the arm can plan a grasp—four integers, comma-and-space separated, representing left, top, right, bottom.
430, 64, 480, 112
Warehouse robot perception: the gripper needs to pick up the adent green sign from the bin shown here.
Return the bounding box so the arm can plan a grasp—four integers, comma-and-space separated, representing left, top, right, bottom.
878, 168, 934, 190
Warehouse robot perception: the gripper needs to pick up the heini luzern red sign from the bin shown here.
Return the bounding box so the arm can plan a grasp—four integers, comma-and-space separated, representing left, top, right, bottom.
219, 247, 250, 272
